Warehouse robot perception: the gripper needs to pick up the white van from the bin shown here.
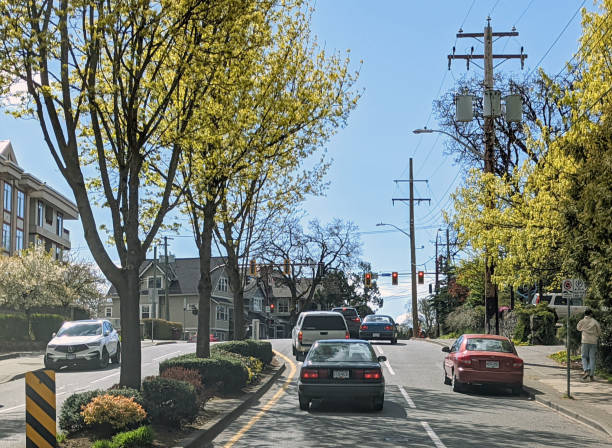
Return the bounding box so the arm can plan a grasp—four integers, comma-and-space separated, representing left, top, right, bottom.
531, 293, 587, 319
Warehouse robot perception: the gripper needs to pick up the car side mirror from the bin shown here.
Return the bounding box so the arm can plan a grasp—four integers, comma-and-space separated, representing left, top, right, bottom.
51, 332, 56, 339
441, 346, 450, 353
377, 355, 387, 362
104, 331, 110, 337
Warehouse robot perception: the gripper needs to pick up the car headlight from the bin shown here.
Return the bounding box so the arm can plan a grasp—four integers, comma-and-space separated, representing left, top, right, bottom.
47, 344, 57, 349
87, 340, 103, 347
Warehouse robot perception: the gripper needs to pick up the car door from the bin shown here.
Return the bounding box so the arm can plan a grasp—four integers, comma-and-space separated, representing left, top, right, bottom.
445, 336, 463, 376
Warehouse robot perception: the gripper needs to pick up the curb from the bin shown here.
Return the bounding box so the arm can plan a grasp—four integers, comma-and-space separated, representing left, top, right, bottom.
176, 362, 287, 448
0, 351, 44, 361
0, 353, 20, 361
522, 385, 611, 437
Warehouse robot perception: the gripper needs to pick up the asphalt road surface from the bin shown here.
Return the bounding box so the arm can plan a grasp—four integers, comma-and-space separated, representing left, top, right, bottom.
212, 339, 611, 448
0, 342, 196, 448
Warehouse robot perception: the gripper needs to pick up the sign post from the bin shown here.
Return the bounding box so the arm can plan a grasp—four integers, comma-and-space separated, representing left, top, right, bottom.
562, 278, 587, 398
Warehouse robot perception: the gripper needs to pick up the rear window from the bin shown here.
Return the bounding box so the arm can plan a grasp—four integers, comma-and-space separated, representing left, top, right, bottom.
309, 342, 376, 363
363, 315, 392, 324
302, 315, 346, 330
466, 338, 514, 353
332, 308, 358, 318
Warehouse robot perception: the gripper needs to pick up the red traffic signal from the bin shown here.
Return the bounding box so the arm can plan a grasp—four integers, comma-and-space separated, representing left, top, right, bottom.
270, 303, 275, 312
364, 272, 372, 288
418, 271, 425, 284
392, 272, 398, 285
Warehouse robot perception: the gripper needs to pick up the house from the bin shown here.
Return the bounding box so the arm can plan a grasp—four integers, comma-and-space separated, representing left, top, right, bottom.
0, 140, 78, 258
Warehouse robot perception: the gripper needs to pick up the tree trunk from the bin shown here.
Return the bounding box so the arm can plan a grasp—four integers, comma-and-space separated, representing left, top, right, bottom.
226, 252, 244, 340
196, 201, 216, 358
117, 262, 143, 389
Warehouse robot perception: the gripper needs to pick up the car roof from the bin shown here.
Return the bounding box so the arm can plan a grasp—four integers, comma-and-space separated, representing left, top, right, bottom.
461, 334, 510, 340
331, 306, 356, 310
364, 314, 393, 319
62, 319, 105, 324
314, 339, 371, 344
301, 311, 344, 316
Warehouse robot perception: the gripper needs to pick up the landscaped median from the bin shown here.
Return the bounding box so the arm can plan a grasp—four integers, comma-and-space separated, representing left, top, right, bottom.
57, 340, 282, 447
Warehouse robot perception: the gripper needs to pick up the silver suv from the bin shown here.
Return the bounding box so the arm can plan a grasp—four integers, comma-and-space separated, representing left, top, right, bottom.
291, 311, 349, 361
45, 319, 120, 370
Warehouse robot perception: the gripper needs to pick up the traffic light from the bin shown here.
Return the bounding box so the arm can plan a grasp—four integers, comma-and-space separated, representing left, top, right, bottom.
418, 271, 424, 284
283, 258, 291, 275
391, 272, 398, 286
364, 272, 372, 288
270, 303, 275, 313
249, 259, 257, 276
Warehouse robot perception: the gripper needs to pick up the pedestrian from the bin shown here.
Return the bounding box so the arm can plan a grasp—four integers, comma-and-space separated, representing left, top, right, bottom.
577, 309, 601, 381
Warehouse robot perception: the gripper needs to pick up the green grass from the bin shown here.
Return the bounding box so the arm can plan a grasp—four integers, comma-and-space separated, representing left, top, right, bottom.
56, 432, 67, 444
438, 333, 460, 340
595, 369, 612, 383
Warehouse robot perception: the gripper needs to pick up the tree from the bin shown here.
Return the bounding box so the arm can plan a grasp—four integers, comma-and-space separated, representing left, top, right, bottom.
418, 298, 436, 337
0, 0, 259, 388
57, 254, 108, 317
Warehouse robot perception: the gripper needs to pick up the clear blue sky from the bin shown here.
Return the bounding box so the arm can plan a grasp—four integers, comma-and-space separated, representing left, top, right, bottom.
1, 0, 593, 320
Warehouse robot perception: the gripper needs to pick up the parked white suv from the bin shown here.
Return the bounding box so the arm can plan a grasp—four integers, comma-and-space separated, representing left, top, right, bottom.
45, 319, 120, 370
531, 293, 587, 319
291, 311, 349, 361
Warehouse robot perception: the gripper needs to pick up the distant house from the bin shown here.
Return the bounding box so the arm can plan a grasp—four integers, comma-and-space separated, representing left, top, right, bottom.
0, 140, 78, 259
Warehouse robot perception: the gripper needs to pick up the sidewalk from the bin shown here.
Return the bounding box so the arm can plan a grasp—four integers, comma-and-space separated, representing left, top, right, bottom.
0, 340, 178, 384
424, 338, 612, 436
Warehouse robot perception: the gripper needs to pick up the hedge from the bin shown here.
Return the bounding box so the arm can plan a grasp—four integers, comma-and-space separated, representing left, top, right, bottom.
0, 314, 29, 341
31, 314, 65, 342
142, 376, 198, 425
211, 339, 274, 365
92, 426, 154, 448
141, 318, 183, 340
160, 352, 249, 394
513, 304, 556, 345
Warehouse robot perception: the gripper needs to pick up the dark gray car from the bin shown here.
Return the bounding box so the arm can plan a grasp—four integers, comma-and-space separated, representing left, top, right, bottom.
331, 307, 361, 338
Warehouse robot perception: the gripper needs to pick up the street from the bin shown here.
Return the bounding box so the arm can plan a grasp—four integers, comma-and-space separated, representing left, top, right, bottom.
0, 342, 196, 448
213, 339, 611, 448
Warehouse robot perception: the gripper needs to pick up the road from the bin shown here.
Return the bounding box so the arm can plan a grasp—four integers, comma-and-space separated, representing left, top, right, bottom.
0, 342, 196, 448
212, 339, 611, 448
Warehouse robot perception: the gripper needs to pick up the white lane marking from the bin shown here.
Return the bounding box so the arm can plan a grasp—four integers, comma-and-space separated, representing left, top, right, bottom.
91, 372, 120, 384
0, 404, 25, 414
57, 392, 67, 397
399, 385, 416, 409
384, 359, 395, 375
375, 345, 383, 355
152, 350, 181, 362
421, 422, 446, 448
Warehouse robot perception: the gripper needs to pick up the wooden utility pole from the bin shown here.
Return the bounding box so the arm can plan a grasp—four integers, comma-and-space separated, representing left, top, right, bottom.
164, 236, 170, 320
448, 18, 527, 335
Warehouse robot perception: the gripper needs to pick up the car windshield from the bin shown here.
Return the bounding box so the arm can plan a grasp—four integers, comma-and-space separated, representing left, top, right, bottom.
57, 323, 102, 337
332, 308, 358, 318
302, 315, 346, 330
364, 315, 392, 324
465, 338, 514, 353
309, 342, 377, 363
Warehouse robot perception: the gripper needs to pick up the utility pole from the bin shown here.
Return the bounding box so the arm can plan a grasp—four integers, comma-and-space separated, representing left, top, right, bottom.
392, 158, 430, 337
448, 18, 527, 335
152, 246, 157, 342
446, 228, 451, 272
435, 232, 440, 337
164, 236, 170, 320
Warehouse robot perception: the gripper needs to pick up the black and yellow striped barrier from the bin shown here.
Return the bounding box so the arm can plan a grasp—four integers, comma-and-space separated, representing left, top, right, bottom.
25, 369, 56, 448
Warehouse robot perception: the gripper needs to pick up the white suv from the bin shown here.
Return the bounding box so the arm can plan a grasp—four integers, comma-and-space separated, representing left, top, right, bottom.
45, 319, 120, 370
291, 311, 349, 361
531, 293, 587, 319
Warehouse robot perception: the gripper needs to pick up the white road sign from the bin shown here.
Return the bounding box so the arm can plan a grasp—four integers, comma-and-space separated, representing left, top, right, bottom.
562, 278, 586, 299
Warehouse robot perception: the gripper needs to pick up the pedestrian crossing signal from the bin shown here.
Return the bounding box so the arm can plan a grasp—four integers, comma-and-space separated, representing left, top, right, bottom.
249, 259, 257, 276
392, 272, 398, 285
283, 259, 291, 275
365, 272, 372, 288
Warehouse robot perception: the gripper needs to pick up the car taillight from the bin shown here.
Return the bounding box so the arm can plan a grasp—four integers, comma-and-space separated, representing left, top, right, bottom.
345, 331, 350, 339
298, 331, 302, 342
384, 325, 393, 330
301, 369, 318, 379
512, 359, 523, 368
353, 317, 360, 322
457, 355, 472, 366
364, 369, 382, 380
360, 324, 368, 330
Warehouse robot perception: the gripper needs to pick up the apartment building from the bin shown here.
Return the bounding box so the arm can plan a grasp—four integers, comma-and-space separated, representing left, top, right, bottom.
0, 140, 78, 258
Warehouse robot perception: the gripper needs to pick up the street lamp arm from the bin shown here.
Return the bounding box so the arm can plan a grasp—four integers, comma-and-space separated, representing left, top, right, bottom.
413, 127, 484, 161
376, 222, 411, 239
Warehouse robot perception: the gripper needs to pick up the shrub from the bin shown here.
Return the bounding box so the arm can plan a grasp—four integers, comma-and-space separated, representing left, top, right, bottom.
30, 314, 65, 342
81, 395, 147, 432
556, 314, 582, 353
513, 304, 556, 345
92, 440, 113, 448
141, 318, 183, 340
142, 376, 198, 425
445, 305, 485, 334
211, 339, 274, 365
160, 352, 249, 394
160, 367, 204, 396
0, 313, 29, 341
595, 309, 612, 373
91, 425, 154, 448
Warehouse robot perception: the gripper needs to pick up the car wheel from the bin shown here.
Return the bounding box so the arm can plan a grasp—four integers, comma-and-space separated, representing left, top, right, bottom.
511, 384, 522, 396
372, 395, 384, 411
298, 393, 310, 411
452, 371, 464, 393
111, 344, 121, 364
391, 338, 397, 344
443, 366, 452, 385
44, 356, 56, 370
98, 348, 109, 369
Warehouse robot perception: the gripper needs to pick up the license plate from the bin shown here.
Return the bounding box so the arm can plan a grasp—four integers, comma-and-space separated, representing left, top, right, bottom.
486, 361, 499, 369
66, 353, 76, 360
373, 333, 380, 337
333, 369, 349, 379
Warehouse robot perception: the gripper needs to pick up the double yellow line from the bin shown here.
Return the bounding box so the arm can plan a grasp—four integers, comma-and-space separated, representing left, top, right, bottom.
223, 350, 297, 448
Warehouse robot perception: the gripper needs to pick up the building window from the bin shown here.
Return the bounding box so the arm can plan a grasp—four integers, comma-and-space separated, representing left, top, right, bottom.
217, 277, 228, 292
253, 297, 263, 312
37, 201, 44, 226
3, 183, 12, 212
141, 305, 150, 319
278, 299, 289, 313
56, 212, 63, 236
147, 276, 162, 289
15, 229, 23, 251
16, 190, 24, 219
2, 223, 10, 250
55, 246, 62, 261
216, 305, 228, 321
105, 307, 112, 317
45, 204, 53, 224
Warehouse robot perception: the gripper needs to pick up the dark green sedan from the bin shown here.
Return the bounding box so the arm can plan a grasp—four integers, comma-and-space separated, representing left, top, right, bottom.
297, 339, 386, 411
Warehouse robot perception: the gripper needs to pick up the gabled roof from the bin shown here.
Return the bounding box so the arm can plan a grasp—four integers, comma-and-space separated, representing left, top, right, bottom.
0, 140, 18, 164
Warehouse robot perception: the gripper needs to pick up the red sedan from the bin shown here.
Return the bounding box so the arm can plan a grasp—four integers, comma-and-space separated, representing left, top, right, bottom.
442, 334, 523, 395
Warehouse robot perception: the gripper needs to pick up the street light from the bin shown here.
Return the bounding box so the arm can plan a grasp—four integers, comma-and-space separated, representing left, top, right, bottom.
412, 127, 485, 160
376, 222, 410, 238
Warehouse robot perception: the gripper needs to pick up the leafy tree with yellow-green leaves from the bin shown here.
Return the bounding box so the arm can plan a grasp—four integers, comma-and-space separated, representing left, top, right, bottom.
0, 0, 275, 388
